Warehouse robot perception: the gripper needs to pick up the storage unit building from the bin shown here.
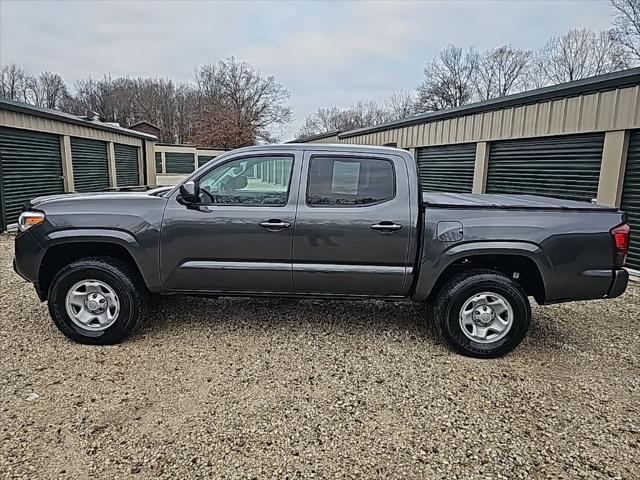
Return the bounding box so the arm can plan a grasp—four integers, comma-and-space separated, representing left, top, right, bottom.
293, 68, 640, 275
0, 98, 157, 230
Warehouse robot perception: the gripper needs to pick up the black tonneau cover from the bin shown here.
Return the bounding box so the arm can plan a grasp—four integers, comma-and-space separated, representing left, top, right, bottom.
422, 193, 619, 211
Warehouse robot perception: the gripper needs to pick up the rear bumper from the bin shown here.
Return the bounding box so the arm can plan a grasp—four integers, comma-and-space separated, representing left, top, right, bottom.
607, 268, 629, 299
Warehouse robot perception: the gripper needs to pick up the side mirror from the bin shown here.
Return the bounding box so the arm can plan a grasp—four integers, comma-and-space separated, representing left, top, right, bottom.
179, 181, 199, 203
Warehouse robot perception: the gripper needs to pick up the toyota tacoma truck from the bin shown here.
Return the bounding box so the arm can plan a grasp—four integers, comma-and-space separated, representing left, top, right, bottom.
13, 144, 630, 358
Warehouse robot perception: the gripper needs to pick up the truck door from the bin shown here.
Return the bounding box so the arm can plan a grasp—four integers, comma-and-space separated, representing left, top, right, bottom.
292, 151, 412, 296
160, 151, 301, 293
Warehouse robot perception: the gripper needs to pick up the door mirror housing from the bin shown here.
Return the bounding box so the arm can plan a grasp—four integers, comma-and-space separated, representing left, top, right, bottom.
179, 181, 199, 203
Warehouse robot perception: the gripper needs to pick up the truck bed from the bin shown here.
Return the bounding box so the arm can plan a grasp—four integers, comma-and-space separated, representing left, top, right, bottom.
415, 192, 627, 305
422, 193, 619, 211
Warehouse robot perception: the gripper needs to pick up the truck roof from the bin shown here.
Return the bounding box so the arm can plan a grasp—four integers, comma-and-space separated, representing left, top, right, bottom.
234, 143, 410, 155
422, 192, 619, 211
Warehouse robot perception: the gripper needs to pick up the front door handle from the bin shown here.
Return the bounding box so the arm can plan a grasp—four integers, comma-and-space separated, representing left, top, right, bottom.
258, 219, 291, 231
370, 221, 403, 233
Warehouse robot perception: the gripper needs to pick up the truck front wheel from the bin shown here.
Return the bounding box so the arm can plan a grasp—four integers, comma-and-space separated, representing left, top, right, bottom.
47, 257, 146, 345
434, 269, 531, 358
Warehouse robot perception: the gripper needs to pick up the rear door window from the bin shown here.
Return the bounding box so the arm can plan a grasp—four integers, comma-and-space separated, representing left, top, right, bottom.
306, 156, 395, 207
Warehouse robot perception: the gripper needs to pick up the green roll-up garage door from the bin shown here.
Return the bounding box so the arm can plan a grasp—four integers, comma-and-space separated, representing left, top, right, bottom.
165, 153, 195, 174
70, 137, 110, 192
621, 130, 640, 271
415, 143, 476, 193
0, 127, 64, 229
198, 155, 214, 166
486, 134, 604, 202
114, 144, 140, 187
155, 152, 162, 173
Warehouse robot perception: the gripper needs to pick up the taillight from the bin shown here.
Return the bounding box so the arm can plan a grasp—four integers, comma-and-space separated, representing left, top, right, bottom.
611, 223, 630, 267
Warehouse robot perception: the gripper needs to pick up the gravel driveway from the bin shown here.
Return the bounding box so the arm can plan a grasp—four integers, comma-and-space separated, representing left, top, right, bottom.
1, 233, 639, 479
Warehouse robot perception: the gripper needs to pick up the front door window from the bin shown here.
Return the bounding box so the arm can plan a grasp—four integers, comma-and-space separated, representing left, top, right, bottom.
198, 156, 294, 206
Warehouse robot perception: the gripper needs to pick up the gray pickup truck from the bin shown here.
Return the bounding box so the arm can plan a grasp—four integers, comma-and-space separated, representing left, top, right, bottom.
13, 144, 630, 357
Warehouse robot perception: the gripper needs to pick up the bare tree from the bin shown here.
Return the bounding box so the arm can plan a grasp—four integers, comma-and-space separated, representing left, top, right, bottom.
610, 0, 640, 61
296, 100, 390, 138
348, 100, 390, 127
63, 76, 177, 142
1, 59, 291, 147
415, 45, 478, 112
28, 71, 68, 109
103, 77, 139, 127
0, 64, 33, 102
129, 77, 177, 142
476, 46, 532, 100
385, 89, 418, 119
523, 55, 552, 90
297, 107, 347, 137
174, 84, 198, 143
192, 58, 292, 147
67, 75, 171, 139
539, 28, 629, 83
69, 76, 135, 123
65, 77, 99, 115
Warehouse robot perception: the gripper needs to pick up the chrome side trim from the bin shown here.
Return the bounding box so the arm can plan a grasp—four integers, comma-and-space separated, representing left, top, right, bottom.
180, 261, 291, 271
293, 263, 409, 275
179, 261, 412, 275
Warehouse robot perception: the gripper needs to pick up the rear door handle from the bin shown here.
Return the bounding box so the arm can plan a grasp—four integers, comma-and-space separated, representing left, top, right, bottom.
258, 219, 291, 230
370, 221, 403, 233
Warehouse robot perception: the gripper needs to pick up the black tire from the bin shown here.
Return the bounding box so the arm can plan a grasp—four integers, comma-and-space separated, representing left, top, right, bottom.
47, 257, 146, 345
434, 268, 531, 358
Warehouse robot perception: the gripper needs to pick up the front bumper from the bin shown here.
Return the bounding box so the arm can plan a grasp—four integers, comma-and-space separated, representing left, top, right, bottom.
607, 268, 629, 299
13, 258, 30, 281
13, 230, 44, 285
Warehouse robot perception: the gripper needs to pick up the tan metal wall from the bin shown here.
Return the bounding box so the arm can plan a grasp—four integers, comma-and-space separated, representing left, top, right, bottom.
144, 140, 157, 187
0, 109, 145, 146
330, 86, 639, 148
197, 148, 227, 157
154, 145, 226, 156
307, 135, 340, 144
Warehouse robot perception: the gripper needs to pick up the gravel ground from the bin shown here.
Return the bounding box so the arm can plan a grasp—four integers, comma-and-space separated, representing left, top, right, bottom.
1, 233, 639, 480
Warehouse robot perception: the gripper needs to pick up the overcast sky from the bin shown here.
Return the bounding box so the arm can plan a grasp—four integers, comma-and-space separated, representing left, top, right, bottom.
0, 0, 613, 140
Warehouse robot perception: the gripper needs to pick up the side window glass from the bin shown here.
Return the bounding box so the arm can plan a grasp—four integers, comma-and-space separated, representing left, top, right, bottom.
307, 156, 395, 207
198, 155, 293, 206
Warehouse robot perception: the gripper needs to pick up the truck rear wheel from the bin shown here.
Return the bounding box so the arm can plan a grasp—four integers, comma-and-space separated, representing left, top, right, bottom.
434, 269, 531, 358
47, 257, 146, 345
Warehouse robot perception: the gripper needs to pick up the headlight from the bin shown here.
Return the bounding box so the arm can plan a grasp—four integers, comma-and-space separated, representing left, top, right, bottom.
18, 211, 45, 232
